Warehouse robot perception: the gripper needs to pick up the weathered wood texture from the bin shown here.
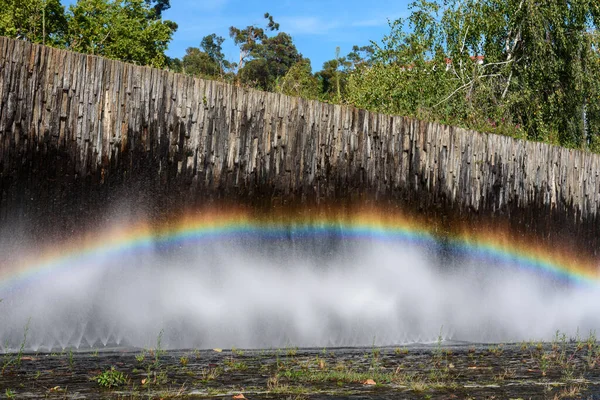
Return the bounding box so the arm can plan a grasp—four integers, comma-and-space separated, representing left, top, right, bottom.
0, 37, 598, 248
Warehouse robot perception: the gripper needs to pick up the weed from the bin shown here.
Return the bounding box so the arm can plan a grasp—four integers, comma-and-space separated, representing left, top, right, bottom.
68, 349, 74, 370
370, 345, 381, 371
180, 356, 189, 367
536, 342, 544, 352
154, 329, 164, 367
136, 352, 145, 363
557, 384, 583, 399
2, 319, 30, 373
286, 347, 298, 357
408, 379, 428, 392
16, 318, 30, 367
540, 353, 550, 376
267, 373, 280, 390
225, 359, 248, 371
488, 344, 504, 357
96, 367, 128, 388
493, 368, 515, 382
232, 347, 245, 356
5, 389, 15, 399
200, 366, 222, 382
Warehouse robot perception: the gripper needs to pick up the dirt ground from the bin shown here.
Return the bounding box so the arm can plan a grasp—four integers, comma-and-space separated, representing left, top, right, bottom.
2, 340, 600, 399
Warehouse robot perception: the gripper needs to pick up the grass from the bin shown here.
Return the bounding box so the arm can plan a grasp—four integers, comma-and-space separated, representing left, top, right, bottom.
2, 319, 30, 374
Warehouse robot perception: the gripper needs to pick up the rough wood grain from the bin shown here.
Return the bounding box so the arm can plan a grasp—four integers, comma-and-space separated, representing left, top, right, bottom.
0, 37, 598, 254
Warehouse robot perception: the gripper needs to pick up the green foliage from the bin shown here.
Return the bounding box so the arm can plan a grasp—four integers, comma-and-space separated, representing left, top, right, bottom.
68, 349, 74, 370
0, 0, 176, 69
230, 13, 302, 91
0, 0, 67, 45
316, 45, 373, 103
144, 0, 170, 18
65, 0, 177, 68
181, 34, 233, 80
95, 366, 128, 388
347, 0, 600, 149
277, 60, 319, 99
154, 328, 164, 367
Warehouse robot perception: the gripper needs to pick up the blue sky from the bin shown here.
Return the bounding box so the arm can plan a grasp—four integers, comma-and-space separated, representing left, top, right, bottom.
62, 0, 412, 71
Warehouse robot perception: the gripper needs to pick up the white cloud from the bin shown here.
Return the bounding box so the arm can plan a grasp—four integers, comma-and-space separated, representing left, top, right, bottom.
176, 0, 230, 12
352, 18, 390, 28
278, 16, 341, 35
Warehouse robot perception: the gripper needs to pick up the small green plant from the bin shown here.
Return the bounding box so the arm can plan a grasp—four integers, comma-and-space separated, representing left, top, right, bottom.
200, 366, 222, 382
154, 329, 164, 367
136, 352, 145, 363
489, 344, 504, 357
394, 347, 409, 355
232, 347, 245, 356
180, 356, 189, 367
96, 367, 127, 389
96, 367, 128, 388
5, 388, 15, 398
225, 359, 248, 371
539, 353, 549, 376
68, 349, 74, 370
2, 320, 30, 373
286, 347, 298, 357
16, 319, 30, 367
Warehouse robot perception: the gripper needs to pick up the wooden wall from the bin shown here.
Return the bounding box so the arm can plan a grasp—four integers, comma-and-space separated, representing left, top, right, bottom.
0, 37, 598, 251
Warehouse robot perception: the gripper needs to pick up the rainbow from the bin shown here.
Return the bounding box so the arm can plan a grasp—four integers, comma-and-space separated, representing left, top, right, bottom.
0, 207, 599, 291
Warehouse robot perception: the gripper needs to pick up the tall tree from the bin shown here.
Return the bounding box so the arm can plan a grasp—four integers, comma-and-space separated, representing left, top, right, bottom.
181, 34, 232, 79
230, 13, 302, 91
316, 45, 373, 102
277, 59, 319, 99
65, 0, 177, 68
0, 0, 67, 46
229, 13, 279, 71
144, 0, 170, 17
200, 33, 231, 76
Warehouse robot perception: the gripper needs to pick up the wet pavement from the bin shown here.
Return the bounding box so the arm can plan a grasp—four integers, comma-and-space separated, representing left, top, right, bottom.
2, 341, 600, 399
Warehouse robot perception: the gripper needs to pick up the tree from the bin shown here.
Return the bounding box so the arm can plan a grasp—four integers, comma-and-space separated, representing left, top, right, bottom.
230, 13, 302, 91
277, 59, 320, 99
347, 0, 600, 148
65, 0, 177, 68
144, 0, 170, 17
182, 47, 217, 77
200, 34, 232, 77
316, 45, 373, 102
181, 34, 233, 79
0, 0, 67, 46
165, 56, 183, 73
229, 13, 279, 71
